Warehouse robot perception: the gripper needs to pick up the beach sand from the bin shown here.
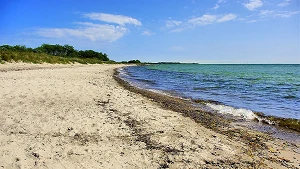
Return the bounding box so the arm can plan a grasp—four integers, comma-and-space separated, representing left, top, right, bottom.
0, 63, 299, 168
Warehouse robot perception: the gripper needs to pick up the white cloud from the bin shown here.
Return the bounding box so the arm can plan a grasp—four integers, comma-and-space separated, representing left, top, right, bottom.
164, 13, 236, 32
259, 10, 274, 16
212, 0, 226, 10
142, 30, 154, 36
36, 22, 128, 42
188, 15, 217, 26
213, 4, 220, 10
278, 3, 288, 7
240, 9, 299, 23
259, 10, 300, 18
246, 19, 257, 23
83, 12, 142, 26
278, 0, 291, 7
217, 14, 237, 22
244, 0, 263, 11
188, 13, 236, 26
165, 20, 182, 28
170, 28, 185, 33
277, 11, 300, 17
35, 12, 143, 42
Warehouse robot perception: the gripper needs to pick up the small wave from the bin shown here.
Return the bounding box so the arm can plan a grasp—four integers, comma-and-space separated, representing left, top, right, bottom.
193, 87, 208, 91
205, 103, 277, 125
241, 77, 262, 81
283, 95, 296, 99
136, 78, 156, 85
206, 103, 258, 120
117, 68, 128, 77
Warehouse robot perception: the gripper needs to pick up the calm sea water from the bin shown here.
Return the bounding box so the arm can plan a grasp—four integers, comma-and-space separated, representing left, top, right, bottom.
120, 64, 300, 120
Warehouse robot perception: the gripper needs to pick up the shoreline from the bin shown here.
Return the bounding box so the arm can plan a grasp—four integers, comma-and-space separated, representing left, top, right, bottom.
114, 66, 300, 167
113, 68, 231, 131
114, 67, 300, 141
0, 63, 299, 168
118, 65, 300, 133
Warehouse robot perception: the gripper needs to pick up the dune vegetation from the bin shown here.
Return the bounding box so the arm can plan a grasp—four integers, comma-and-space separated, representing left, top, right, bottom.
0, 44, 116, 64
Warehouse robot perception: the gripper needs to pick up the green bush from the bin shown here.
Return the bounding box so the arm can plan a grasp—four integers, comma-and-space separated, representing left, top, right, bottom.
0, 44, 139, 64
0, 44, 114, 64
128, 60, 141, 64
0, 50, 114, 64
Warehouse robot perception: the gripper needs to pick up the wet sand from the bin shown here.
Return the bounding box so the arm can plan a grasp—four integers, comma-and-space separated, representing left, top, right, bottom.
0, 63, 299, 168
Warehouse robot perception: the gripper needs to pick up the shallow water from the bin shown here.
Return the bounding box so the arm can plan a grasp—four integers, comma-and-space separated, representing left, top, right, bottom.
120, 64, 300, 120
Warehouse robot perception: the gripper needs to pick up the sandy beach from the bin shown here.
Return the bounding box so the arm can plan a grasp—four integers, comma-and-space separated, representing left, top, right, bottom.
0, 63, 299, 169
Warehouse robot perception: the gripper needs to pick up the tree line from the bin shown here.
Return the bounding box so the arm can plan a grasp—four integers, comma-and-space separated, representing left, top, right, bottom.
0, 44, 109, 61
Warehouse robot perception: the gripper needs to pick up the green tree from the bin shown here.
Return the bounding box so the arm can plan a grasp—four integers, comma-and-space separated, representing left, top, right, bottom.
128, 60, 141, 64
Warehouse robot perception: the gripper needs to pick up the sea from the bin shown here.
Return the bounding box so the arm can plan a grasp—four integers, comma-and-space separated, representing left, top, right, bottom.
119, 64, 300, 120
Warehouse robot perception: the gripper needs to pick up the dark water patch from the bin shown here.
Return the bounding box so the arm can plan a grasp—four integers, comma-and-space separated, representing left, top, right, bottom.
283, 95, 297, 99
193, 87, 208, 91
192, 99, 223, 105
136, 78, 156, 85
241, 77, 262, 81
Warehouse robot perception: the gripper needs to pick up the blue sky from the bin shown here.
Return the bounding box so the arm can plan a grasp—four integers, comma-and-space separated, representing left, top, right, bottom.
1, 0, 299, 63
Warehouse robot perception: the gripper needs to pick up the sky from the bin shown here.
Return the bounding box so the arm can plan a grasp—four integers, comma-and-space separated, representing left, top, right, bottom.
0, 0, 299, 63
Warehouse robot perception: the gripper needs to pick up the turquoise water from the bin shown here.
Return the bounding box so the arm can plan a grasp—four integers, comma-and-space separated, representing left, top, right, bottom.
120, 64, 300, 120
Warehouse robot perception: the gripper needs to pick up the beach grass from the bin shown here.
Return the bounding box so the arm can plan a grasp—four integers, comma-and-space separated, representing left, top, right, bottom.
0, 50, 115, 64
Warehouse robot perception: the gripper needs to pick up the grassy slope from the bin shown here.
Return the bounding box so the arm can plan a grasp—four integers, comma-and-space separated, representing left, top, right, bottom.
0, 51, 114, 64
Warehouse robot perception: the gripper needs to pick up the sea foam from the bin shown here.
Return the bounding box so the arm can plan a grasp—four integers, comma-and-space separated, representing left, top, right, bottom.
206, 103, 258, 120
